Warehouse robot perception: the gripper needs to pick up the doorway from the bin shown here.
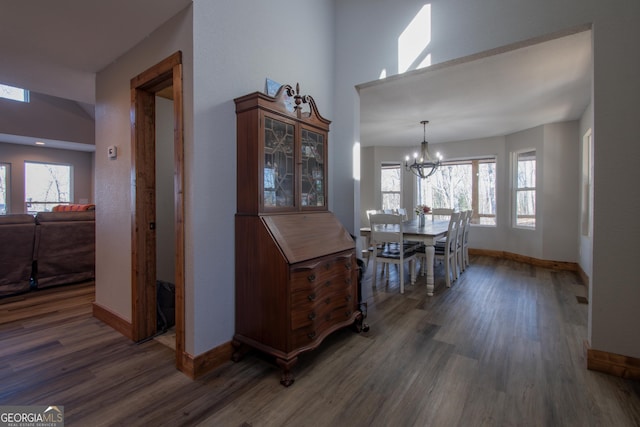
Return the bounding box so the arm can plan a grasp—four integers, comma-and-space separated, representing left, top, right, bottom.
130, 52, 186, 372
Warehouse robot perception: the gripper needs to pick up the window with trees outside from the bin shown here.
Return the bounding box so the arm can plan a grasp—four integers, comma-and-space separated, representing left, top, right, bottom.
514, 150, 536, 228
0, 163, 9, 215
25, 161, 72, 214
417, 157, 496, 225
381, 162, 401, 211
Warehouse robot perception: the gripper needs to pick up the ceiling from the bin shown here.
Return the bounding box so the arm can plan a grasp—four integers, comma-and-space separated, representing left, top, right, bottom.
0, 3, 591, 152
358, 28, 592, 148
0, 0, 191, 151
0, 0, 192, 73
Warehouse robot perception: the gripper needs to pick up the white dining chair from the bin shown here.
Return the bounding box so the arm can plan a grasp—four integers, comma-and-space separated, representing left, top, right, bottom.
369, 213, 418, 294
417, 211, 461, 287
431, 208, 454, 222
361, 209, 384, 266
456, 210, 469, 274
461, 209, 473, 271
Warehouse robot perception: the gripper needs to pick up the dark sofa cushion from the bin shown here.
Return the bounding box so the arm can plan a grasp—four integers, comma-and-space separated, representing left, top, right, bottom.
0, 214, 36, 297
34, 211, 95, 288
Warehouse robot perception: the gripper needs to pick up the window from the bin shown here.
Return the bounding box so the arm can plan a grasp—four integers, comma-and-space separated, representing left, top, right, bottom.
514, 150, 536, 228
0, 163, 9, 215
25, 162, 72, 214
381, 162, 401, 211
0, 83, 30, 102
417, 157, 496, 225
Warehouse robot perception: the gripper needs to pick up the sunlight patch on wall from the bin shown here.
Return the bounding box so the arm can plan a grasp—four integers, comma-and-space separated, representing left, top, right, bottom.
353, 142, 361, 181
398, 4, 432, 74
418, 53, 432, 69
379, 69, 387, 79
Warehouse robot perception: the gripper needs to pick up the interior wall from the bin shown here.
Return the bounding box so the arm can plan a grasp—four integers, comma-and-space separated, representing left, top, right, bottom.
0, 142, 94, 214
0, 57, 95, 105
339, 0, 640, 360
359, 146, 375, 226
190, 0, 335, 355
590, 0, 640, 359
94, 7, 193, 325
0, 93, 94, 146
361, 122, 580, 264
155, 97, 176, 284
541, 121, 580, 262
334, 0, 593, 239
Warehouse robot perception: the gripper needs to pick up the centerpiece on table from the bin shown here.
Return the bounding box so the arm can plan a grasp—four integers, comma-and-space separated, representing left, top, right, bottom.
415, 204, 431, 227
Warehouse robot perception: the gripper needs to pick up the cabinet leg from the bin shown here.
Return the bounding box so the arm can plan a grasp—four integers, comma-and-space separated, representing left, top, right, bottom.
231, 338, 248, 362
276, 357, 298, 387
352, 311, 370, 333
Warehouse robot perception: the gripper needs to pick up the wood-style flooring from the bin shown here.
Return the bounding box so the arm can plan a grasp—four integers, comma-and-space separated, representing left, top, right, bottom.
1, 256, 639, 426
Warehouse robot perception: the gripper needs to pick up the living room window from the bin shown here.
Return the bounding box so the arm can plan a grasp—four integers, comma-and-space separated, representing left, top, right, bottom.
0, 83, 30, 103
0, 163, 9, 215
514, 149, 536, 228
381, 162, 402, 211
24, 161, 72, 214
417, 157, 497, 225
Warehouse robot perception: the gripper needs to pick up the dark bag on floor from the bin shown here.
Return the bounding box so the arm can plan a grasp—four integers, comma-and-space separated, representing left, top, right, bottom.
157, 280, 175, 332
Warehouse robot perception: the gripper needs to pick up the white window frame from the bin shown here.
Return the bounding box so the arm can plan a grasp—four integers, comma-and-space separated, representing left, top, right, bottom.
0, 162, 10, 215
513, 149, 536, 229
417, 156, 497, 226
380, 162, 402, 211
24, 161, 73, 214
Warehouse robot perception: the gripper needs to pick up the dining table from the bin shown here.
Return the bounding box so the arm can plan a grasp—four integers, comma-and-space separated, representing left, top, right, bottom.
360, 218, 450, 296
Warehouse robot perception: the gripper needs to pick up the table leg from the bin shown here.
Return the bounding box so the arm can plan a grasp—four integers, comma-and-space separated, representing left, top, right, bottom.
425, 245, 435, 296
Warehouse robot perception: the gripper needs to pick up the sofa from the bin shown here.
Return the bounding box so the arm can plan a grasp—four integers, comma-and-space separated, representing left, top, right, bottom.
34, 210, 96, 289
0, 214, 37, 297
0, 207, 95, 298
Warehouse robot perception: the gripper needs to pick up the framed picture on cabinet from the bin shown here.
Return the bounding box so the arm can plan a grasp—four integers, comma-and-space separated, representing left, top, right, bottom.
265, 78, 281, 96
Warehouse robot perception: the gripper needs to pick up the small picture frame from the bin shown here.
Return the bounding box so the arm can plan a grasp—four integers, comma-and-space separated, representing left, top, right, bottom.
265, 78, 281, 96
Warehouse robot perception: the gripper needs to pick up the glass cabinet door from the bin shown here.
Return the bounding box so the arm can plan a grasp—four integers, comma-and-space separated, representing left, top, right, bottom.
264, 116, 295, 208
300, 127, 325, 208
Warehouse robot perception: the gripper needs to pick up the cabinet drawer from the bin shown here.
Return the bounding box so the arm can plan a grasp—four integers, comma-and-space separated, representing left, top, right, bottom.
291, 254, 354, 293
291, 286, 354, 330
291, 305, 356, 349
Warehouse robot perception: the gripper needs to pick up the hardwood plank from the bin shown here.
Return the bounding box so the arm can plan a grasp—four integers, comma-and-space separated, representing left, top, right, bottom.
1, 259, 639, 427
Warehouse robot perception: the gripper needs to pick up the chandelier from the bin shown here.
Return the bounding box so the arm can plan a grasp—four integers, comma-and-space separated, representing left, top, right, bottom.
405, 120, 442, 179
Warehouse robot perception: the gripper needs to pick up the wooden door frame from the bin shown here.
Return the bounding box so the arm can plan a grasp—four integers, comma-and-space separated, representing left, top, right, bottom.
130, 51, 186, 371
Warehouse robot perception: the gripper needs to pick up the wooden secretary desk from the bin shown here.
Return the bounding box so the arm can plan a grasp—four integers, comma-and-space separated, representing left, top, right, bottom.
233, 83, 365, 386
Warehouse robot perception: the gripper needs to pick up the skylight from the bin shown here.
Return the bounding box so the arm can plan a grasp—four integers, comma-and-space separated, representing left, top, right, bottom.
0, 83, 30, 102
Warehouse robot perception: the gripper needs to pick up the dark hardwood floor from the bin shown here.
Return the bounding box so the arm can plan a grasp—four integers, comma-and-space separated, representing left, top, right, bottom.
1, 257, 639, 426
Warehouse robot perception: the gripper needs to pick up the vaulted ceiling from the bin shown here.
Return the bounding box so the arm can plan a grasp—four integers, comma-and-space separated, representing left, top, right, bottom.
0, 0, 192, 74
0, 0, 192, 150
358, 29, 592, 148
0, 2, 591, 151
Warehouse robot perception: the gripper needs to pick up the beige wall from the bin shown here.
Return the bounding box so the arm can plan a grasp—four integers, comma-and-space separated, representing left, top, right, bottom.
0, 141, 94, 214
360, 121, 580, 263
0, 92, 94, 146
94, 7, 193, 324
